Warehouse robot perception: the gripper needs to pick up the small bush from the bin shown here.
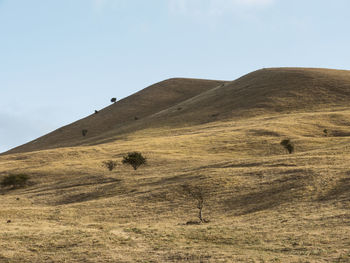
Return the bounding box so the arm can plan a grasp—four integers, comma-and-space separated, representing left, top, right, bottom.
111, 98, 117, 103
122, 152, 146, 170
280, 139, 290, 147
102, 160, 117, 171
323, 129, 328, 137
1, 174, 29, 189
280, 139, 294, 154
82, 129, 88, 137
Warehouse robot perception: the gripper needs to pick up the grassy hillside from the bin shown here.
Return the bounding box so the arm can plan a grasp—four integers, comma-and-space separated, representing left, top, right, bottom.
1, 68, 350, 262
7, 67, 350, 154
6, 78, 224, 154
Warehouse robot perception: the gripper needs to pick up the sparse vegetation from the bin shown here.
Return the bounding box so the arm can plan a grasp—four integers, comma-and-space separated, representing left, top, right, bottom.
3, 68, 350, 262
182, 184, 208, 224
102, 160, 117, 171
1, 174, 29, 189
122, 152, 146, 170
280, 139, 294, 154
111, 97, 117, 103
323, 128, 328, 137
82, 129, 88, 137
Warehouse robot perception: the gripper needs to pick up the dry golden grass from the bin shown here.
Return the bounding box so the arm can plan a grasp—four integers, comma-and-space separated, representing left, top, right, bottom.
2, 68, 350, 262
1, 109, 350, 262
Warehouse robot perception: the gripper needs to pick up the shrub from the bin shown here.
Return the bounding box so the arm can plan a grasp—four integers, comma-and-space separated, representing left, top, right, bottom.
82, 129, 88, 137
122, 152, 146, 170
102, 160, 117, 171
1, 174, 29, 189
280, 139, 294, 154
111, 98, 117, 103
323, 129, 328, 137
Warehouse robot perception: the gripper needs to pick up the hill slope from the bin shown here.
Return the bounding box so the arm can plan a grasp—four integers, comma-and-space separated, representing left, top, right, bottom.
6, 67, 350, 154
1, 67, 350, 262
2, 108, 350, 262
5, 78, 224, 154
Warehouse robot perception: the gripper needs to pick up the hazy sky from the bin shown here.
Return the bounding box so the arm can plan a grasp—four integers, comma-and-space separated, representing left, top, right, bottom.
1, 0, 350, 152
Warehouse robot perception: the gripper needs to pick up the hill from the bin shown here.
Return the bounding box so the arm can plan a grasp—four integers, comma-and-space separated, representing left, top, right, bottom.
5, 67, 350, 154
5, 78, 224, 154
1, 67, 350, 262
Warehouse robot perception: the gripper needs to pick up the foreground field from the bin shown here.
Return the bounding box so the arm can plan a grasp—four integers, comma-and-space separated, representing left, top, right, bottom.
1, 110, 350, 262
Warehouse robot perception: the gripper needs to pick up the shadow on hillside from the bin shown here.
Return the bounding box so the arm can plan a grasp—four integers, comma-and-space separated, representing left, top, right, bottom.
136, 173, 201, 189
0, 255, 10, 263
331, 130, 350, 137
22, 175, 120, 195
55, 182, 120, 205
197, 161, 297, 170
318, 174, 350, 201
224, 173, 311, 215
248, 129, 280, 137
17, 175, 122, 205
197, 161, 263, 170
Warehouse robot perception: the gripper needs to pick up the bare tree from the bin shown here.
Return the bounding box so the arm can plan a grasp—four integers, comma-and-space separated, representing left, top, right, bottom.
182, 184, 207, 224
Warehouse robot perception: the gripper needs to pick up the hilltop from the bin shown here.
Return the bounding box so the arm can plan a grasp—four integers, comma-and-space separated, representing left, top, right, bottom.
6, 67, 350, 154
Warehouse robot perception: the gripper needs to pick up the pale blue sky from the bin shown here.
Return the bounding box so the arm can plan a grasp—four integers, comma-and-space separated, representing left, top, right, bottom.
1, 0, 350, 152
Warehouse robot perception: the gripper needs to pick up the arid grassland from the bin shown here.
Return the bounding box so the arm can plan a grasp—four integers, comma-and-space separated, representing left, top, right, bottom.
1, 68, 350, 262
1, 111, 350, 262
